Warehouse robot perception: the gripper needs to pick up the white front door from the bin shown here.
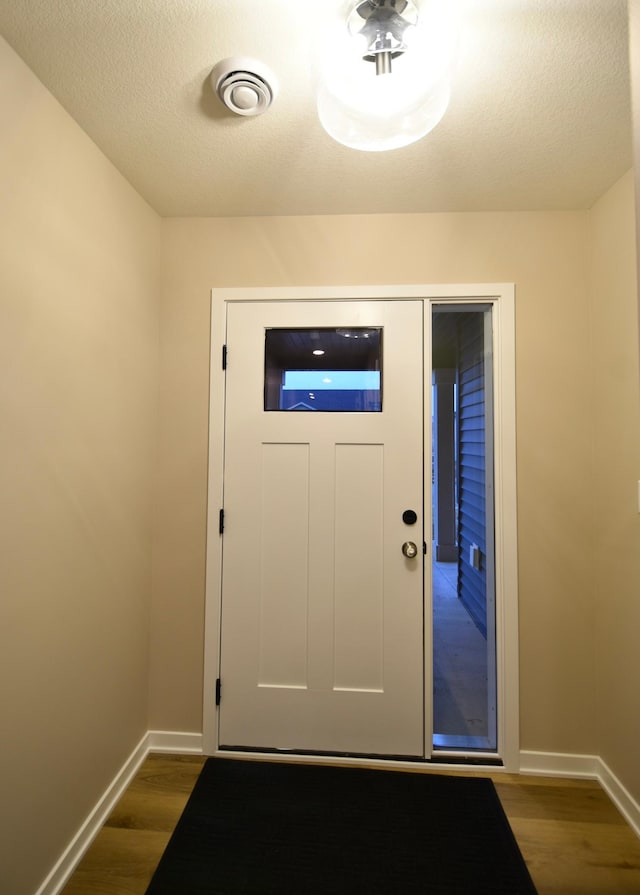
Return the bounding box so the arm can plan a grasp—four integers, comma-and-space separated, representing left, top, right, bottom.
218, 300, 425, 757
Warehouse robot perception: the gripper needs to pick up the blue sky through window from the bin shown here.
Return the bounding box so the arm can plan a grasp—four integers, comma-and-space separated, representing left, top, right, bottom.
283, 371, 380, 391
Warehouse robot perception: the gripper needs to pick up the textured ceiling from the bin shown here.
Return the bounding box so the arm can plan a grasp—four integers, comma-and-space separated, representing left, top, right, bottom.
0, 0, 632, 217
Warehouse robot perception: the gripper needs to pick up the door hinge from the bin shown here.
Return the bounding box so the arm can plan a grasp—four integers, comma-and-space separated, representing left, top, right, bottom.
215, 678, 221, 706
423, 541, 427, 555
219, 508, 225, 534
222, 344, 227, 370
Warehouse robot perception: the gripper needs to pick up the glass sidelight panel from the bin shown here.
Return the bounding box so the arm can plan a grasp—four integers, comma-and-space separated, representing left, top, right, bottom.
264, 327, 382, 411
431, 305, 497, 752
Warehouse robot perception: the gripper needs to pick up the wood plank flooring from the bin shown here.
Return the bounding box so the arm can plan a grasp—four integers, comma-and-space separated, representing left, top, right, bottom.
61, 754, 640, 895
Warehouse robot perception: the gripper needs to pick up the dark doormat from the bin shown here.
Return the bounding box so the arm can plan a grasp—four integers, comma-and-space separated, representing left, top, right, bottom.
145, 757, 538, 894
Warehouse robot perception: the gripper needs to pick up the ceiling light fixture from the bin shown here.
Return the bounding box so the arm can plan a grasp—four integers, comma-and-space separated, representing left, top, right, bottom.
317, 0, 457, 152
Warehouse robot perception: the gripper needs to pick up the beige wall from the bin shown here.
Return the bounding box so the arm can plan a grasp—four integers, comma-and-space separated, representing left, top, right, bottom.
631, 0, 640, 342
2, 20, 639, 893
155, 210, 600, 757
591, 170, 640, 799
0, 36, 160, 895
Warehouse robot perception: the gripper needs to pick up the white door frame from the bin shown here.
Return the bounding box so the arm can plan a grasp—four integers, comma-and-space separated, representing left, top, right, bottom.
203, 283, 519, 772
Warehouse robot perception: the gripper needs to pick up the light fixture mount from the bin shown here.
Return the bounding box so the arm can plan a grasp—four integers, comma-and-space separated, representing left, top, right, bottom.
347, 0, 418, 75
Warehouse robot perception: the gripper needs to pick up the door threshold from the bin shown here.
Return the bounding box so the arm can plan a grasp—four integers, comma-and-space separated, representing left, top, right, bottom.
219, 744, 424, 763
216, 745, 504, 770
433, 733, 496, 751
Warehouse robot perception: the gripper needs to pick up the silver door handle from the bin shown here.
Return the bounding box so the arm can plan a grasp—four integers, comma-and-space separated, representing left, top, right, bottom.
402, 541, 418, 558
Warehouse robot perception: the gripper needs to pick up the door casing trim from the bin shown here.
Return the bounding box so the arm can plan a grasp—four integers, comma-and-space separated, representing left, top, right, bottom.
203, 284, 519, 771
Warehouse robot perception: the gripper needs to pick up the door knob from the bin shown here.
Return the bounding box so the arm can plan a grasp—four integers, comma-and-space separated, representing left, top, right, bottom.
402, 541, 418, 558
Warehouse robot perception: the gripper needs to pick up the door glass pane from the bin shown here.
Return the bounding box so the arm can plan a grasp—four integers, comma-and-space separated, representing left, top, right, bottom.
431, 305, 497, 752
264, 327, 382, 411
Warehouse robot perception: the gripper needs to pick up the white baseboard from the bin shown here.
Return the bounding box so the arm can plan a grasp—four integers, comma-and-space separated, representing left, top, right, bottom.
520, 749, 640, 839
596, 756, 640, 839
35, 732, 150, 895
37, 730, 204, 895
147, 729, 204, 754
519, 749, 601, 778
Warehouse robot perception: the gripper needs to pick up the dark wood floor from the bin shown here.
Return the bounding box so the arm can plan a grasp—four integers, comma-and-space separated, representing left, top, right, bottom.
61, 753, 640, 895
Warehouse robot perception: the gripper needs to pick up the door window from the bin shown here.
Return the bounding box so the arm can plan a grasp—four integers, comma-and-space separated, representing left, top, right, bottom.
264, 327, 382, 411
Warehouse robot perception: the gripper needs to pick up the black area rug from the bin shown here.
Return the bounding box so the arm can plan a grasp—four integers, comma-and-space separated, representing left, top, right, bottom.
145, 757, 538, 895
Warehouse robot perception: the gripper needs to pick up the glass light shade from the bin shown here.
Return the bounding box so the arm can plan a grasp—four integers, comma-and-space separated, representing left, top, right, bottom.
318, 69, 450, 152
317, 3, 457, 152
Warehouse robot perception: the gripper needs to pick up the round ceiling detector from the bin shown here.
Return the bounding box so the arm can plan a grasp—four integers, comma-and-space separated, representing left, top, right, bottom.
210, 56, 278, 117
